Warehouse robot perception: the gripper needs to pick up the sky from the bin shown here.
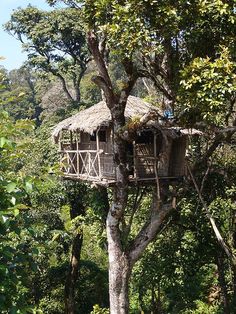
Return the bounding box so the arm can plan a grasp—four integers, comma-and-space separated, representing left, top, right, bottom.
0, 0, 60, 71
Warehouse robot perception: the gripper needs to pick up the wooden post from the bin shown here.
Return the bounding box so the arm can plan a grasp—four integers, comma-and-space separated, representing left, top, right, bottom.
76, 130, 79, 175
88, 151, 91, 176
133, 141, 137, 180
111, 128, 117, 179
59, 131, 62, 152
96, 130, 102, 179
59, 131, 63, 172
70, 131, 73, 149
154, 132, 157, 172
154, 132, 160, 200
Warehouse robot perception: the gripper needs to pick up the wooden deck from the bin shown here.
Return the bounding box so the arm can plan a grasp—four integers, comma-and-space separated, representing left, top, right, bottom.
60, 149, 184, 186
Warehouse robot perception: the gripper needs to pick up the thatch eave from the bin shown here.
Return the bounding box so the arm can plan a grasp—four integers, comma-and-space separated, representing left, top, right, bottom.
52, 96, 163, 143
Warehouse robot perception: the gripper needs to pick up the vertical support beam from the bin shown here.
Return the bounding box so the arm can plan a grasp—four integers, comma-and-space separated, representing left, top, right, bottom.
133, 141, 137, 180
154, 132, 157, 173
111, 127, 117, 178
70, 131, 73, 149
59, 131, 63, 172
69, 131, 73, 174
59, 131, 62, 151
96, 129, 100, 151
154, 132, 161, 199
76, 130, 79, 175
96, 129, 102, 178
88, 152, 91, 176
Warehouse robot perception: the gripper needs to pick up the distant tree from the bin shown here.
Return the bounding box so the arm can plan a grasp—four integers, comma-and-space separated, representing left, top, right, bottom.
5, 6, 90, 105
2, 66, 43, 125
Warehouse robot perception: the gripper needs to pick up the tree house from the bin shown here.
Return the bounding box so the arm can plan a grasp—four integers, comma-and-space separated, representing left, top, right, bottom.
52, 96, 198, 186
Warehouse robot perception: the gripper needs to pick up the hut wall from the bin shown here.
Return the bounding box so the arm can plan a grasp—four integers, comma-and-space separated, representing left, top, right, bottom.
60, 127, 187, 182
99, 128, 115, 178
77, 128, 115, 179
134, 131, 172, 179
168, 137, 187, 176
79, 133, 96, 150
158, 138, 172, 177
79, 129, 112, 153
135, 143, 155, 178
134, 131, 155, 179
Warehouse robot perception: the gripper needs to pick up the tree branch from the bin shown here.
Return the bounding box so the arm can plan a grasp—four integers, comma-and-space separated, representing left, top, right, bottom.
87, 30, 115, 107
123, 187, 147, 242
57, 73, 74, 102
128, 188, 175, 265
194, 126, 236, 170
186, 161, 236, 269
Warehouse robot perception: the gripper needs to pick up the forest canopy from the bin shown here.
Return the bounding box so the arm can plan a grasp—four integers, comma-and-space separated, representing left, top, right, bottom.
1, 0, 236, 313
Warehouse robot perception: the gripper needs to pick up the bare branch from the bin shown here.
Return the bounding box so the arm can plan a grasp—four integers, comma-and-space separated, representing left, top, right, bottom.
123, 187, 147, 241
194, 126, 236, 170
129, 188, 175, 265
186, 161, 236, 269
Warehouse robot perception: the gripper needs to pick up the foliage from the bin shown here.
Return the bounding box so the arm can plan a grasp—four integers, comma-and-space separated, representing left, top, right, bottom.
2, 0, 236, 313
178, 47, 236, 126
0, 69, 37, 313
1, 66, 43, 124
90, 304, 109, 314
186, 300, 221, 314
80, 70, 102, 105
5, 6, 90, 103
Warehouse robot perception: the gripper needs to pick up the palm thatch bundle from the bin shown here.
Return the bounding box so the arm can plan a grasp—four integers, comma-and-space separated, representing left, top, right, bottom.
52, 96, 162, 142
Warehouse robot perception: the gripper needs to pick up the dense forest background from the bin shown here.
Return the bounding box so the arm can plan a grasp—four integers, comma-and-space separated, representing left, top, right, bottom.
1, 0, 236, 313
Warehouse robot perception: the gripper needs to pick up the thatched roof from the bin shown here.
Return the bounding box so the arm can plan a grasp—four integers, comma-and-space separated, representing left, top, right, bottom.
52, 96, 162, 141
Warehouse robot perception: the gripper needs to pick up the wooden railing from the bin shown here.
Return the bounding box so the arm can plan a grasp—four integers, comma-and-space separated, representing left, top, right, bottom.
59, 147, 176, 182
60, 150, 100, 178
60, 149, 115, 179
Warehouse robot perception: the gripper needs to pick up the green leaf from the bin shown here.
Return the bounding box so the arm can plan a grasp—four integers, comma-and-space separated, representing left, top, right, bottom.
0, 137, 8, 148
18, 92, 25, 97
13, 208, 19, 216
6, 182, 17, 193
11, 196, 16, 205
25, 181, 33, 193
51, 233, 60, 242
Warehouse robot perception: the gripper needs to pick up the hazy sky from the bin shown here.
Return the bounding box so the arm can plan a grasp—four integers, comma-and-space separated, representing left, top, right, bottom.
0, 0, 62, 71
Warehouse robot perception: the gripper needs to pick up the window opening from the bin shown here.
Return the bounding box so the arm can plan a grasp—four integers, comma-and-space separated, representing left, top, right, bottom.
99, 130, 106, 142
90, 132, 96, 141
90, 130, 107, 142
136, 130, 154, 144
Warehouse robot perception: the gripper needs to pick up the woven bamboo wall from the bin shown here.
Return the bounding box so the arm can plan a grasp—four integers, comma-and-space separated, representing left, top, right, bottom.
168, 137, 187, 176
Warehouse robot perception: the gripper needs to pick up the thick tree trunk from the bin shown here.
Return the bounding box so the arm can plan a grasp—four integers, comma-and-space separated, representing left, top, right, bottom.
107, 211, 131, 314
106, 102, 130, 314
87, 31, 175, 314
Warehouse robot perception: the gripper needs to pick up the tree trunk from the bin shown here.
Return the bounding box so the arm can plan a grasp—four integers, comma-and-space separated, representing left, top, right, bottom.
107, 103, 130, 314
216, 254, 230, 314
232, 267, 236, 311
64, 183, 86, 314
231, 228, 236, 311
65, 233, 83, 314
87, 31, 175, 314
107, 211, 131, 314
